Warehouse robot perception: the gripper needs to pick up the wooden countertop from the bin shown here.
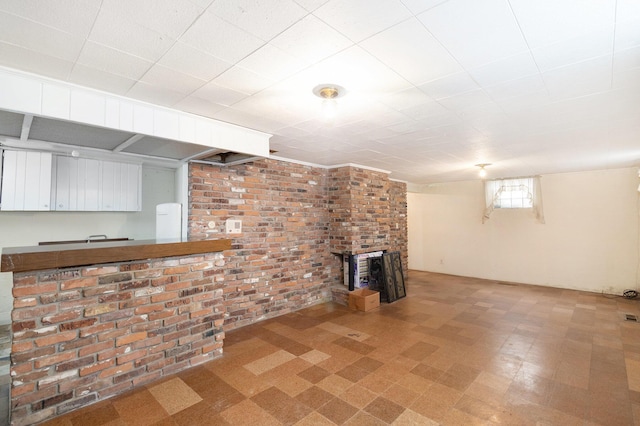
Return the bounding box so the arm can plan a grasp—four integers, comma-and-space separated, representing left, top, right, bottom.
1, 238, 232, 273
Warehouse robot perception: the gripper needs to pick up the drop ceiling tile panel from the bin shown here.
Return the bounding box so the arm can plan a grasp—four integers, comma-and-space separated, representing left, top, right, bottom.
189, 0, 215, 8
456, 100, 506, 121
616, 0, 640, 22
76, 41, 153, 80
542, 55, 612, 101
126, 82, 188, 107
509, 0, 616, 48
69, 65, 136, 95
314, 0, 412, 42
613, 47, 640, 89
401, 0, 449, 14
360, 18, 462, 86
494, 90, 552, 114
614, 18, 640, 51
0, 42, 74, 81
271, 126, 312, 139
100, 0, 204, 39
0, 11, 85, 62
140, 64, 207, 95
531, 26, 614, 72
361, 106, 412, 128
303, 46, 412, 93
181, 11, 265, 63
212, 107, 287, 132
385, 119, 427, 134
418, 72, 480, 100
417, 0, 529, 68
158, 42, 232, 81
212, 66, 276, 96
173, 95, 226, 118
270, 15, 353, 65
399, 100, 451, 120
209, 0, 307, 41
482, 74, 547, 101
192, 81, 249, 106
293, 0, 330, 12
89, 8, 175, 62
230, 93, 312, 126
406, 112, 463, 130
379, 87, 436, 112
468, 52, 540, 88
236, 44, 307, 81
436, 89, 494, 113
0, 0, 101, 36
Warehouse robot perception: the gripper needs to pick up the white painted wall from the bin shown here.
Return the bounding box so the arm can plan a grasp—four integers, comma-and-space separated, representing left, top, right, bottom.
408, 167, 640, 295
0, 166, 177, 323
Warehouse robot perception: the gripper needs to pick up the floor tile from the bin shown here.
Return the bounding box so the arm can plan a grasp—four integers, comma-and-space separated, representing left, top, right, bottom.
111, 390, 169, 426
243, 349, 296, 375
297, 365, 331, 384
219, 399, 279, 426
338, 383, 378, 409
363, 395, 405, 423
250, 386, 312, 424
316, 397, 358, 425
32, 271, 640, 426
148, 377, 202, 415
295, 385, 335, 410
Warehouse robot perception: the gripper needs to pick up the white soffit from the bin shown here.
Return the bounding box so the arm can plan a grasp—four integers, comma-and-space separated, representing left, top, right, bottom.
0, 67, 271, 164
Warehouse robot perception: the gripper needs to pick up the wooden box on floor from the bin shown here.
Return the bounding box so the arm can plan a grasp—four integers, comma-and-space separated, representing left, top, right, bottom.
348, 289, 380, 311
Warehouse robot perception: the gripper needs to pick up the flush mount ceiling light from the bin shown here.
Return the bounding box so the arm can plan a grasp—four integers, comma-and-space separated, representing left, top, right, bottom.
475, 163, 491, 178
313, 84, 345, 120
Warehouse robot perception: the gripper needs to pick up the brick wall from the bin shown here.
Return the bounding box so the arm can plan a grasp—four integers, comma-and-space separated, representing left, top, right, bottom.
389, 180, 409, 278
189, 159, 339, 330
7, 158, 408, 424
10, 253, 225, 426
328, 166, 392, 255
190, 160, 407, 321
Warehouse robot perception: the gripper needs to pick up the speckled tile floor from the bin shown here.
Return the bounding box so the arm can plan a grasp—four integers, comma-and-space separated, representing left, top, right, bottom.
38, 271, 640, 425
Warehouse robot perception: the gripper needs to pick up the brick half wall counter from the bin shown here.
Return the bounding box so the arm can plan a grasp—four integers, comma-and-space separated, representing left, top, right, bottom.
9, 253, 226, 426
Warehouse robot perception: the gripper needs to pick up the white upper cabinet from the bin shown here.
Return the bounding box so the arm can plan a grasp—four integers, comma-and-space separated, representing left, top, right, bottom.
1, 150, 141, 212
100, 161, 141, 212
54, 156, 101, 211
0, 150, 52, 211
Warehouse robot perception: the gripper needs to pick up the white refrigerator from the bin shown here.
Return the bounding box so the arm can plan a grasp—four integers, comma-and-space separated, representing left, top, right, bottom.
156, 203, 182, 241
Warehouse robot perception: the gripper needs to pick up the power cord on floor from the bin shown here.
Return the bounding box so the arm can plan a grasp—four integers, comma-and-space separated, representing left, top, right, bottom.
601, 289, 639, 300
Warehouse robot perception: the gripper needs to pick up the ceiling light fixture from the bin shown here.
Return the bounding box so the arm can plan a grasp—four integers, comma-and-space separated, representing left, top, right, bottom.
313, 84, 345, 120
475, 163, 491, 178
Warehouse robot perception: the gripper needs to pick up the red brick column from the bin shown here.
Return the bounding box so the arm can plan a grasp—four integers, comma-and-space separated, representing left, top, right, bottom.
328, 166, 393, 255
10, 252, 225, 425
389, 180, 409, 277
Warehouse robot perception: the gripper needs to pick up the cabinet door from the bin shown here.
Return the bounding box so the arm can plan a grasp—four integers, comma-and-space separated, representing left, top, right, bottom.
55, 157, 100, 211
1, 150, 52, 210
100, 161, 141, 211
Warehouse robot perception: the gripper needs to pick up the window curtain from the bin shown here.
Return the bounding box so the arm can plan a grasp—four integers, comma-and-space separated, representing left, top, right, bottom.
532, 176, 545, 224
482, 176, 545, 224
482, 180, 501, 223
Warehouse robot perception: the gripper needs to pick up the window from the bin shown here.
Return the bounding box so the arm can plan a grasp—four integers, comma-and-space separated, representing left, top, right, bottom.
487, 177, 533, 209
482, 176, 544, 223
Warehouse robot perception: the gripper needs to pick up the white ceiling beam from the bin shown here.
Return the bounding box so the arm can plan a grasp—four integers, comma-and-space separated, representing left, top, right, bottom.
113, 134, 144, 152
20, 114, 33, 141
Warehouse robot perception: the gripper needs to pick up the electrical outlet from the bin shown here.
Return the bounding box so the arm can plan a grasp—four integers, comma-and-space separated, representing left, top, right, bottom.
225, 219, 242, 234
